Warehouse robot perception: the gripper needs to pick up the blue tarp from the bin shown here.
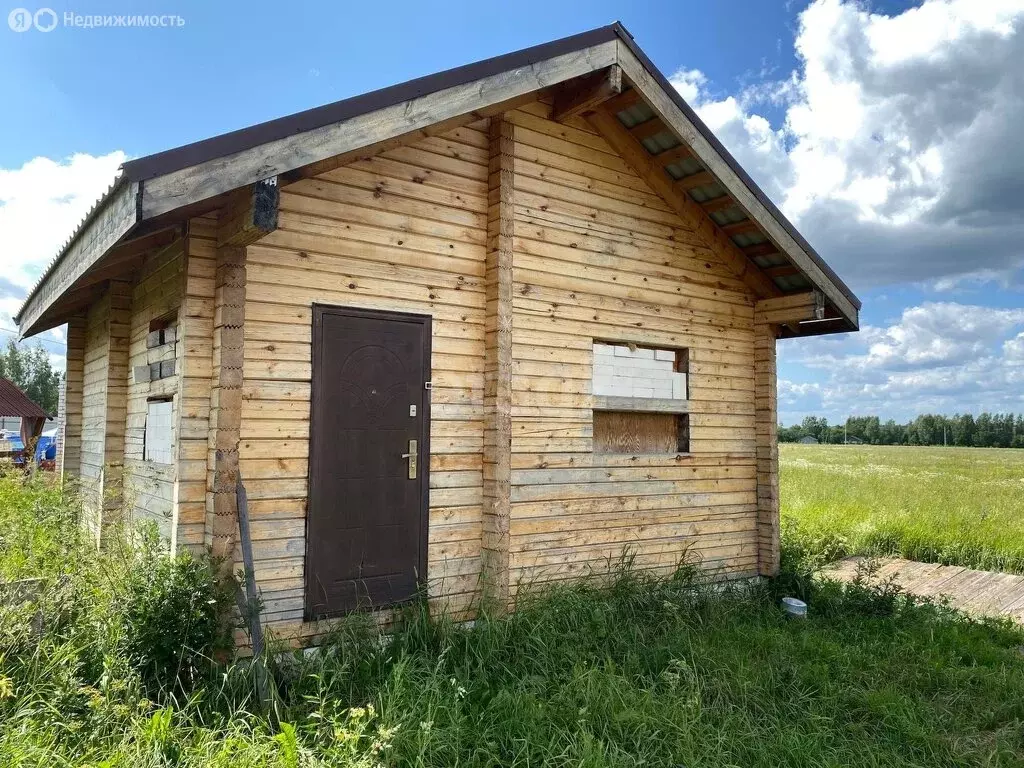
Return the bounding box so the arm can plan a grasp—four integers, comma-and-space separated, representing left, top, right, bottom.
5, 431, 57, 463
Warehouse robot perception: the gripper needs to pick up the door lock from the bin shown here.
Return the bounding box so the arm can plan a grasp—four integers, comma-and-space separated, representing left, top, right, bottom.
401, 439, 418, 479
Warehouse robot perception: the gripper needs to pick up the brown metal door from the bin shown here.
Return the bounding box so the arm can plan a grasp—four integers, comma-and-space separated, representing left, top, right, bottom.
305, 305, 431, 619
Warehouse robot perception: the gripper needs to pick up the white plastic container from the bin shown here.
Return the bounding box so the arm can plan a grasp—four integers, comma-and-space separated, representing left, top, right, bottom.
781, 597, 808, 619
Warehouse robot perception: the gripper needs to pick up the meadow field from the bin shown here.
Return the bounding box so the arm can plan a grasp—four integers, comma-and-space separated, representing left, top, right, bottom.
781, 444, 1024, 574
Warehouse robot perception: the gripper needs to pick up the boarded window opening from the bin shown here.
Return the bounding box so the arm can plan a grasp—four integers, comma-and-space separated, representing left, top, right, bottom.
147, 311, 178, 349
592, 341, 690, 454
144, 399, 174, 464
594, 411, 689, 455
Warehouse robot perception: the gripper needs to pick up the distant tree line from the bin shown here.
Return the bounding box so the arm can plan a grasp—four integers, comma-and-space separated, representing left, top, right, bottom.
779, 413, 1024, 448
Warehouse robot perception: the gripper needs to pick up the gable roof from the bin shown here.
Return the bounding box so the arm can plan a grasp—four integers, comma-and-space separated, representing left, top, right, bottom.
16, 22, 860, 338
0, 378, 49, 419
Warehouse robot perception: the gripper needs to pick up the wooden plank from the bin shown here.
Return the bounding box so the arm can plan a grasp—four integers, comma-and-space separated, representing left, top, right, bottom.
676, 171, 715, 192
763, 264, 798, 279
629, 118, 669, 142
585, 109, 778, 299
755, 291, 823, 324
142, 41, 618, 220
598, 88, 641, 115
100, 279, 131, 544
753, 321, 778, 575
744, 243, 781, 259
209, 221, 248, 568
60, 314, 87, 482
482, 117, 514, 608
217, 179, 280, 247
653, 145, 693, 167
594, 411, 682, 455
551, 65, 622, 122
720, 219, 759, 237
592, 396, 689, 414
701, 196, 737, 214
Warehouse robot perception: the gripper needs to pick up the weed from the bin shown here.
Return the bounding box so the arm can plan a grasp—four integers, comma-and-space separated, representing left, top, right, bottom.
2, 472, 1024, 765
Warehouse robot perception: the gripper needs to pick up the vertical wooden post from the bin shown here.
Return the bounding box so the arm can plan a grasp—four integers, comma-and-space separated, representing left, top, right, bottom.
754, 323, 780, 576
60, 314, 86, 483
482, 117, 514, 607
207, 179, 278, 576
208, 245, 246, 571
173, 216, 218, 554
100, 279, 131, 542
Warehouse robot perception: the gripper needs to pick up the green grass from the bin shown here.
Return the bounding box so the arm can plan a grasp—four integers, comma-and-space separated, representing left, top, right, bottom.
781, 444, 1024, 573
3, 473, 1024, 766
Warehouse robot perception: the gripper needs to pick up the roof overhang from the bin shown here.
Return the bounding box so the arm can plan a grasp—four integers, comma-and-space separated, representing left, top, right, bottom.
16, 22, 859, 338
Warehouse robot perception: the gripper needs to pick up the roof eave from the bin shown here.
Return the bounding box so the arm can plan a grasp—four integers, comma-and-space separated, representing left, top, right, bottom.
17, 21, 860, 340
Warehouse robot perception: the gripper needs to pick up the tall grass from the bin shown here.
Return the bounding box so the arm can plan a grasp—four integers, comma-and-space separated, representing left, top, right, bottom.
2, 472, 1024, 766
781, 444, 1024, 573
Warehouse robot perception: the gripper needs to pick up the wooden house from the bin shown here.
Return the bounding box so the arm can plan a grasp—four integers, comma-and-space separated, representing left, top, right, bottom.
15, 24, 859, 644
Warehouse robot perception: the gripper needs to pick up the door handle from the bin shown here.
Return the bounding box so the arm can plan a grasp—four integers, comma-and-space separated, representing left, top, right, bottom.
401, 439, 417, 479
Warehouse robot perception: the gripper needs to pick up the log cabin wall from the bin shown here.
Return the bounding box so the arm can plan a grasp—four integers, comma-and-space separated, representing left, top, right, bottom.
123, 239, 185, 542
60, 314, 86, 483
504, 102, 759, 591
78, 279, 131, 545
234, 123, 490, 641
177, 216, 218, 552
79, 292, 110, 538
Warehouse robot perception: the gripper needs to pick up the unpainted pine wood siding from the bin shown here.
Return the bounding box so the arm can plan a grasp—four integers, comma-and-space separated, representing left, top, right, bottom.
61, 315, 86, 483
177, 217, 218, 551
504, 102, 759, 589
79, 292, 112, 537
123, 240, 185, 541
78, 280, 131, 542
237, 122, 490, 640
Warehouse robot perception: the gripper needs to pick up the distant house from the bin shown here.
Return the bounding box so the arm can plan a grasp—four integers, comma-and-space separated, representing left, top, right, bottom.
13, 24, 860, 646
798, 435, 819, 444
844, 436, 864, 445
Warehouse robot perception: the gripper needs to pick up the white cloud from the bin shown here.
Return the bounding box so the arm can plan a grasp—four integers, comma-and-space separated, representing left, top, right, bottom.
779, 302, 1024, 422
0, 152, 122, 358
0, 152, 125, 300
670, 0, 1024, 289
1005, 332, 1024, 364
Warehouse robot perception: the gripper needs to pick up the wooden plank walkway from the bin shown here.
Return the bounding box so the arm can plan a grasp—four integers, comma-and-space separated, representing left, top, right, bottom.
823, 557, 1024, 623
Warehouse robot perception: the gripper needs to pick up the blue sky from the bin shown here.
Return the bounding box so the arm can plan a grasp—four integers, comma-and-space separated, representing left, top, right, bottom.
1, 0, 1022, 424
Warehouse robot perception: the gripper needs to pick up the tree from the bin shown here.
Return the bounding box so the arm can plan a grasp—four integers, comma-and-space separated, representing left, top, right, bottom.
800, 416, 828, 442
0, 340, 61, 415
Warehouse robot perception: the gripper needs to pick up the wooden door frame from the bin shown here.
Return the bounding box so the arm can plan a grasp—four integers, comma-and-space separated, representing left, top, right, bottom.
304, 303, 432, 620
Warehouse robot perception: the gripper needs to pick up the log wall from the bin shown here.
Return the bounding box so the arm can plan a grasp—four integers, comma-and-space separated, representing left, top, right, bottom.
79, 290, 110, 531
61, 315, 86, 483
236, 123, 491, 639
123, 241, 184, 541
503, 103, 760, 589
169, 217, 218, 552
53, 99, 778, 644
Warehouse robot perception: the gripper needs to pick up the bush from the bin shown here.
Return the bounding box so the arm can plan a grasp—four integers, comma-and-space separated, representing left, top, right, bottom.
113, 527, 233, 694
0, 475, 231, 706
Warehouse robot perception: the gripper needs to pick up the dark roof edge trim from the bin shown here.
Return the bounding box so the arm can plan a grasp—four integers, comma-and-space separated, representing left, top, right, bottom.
122, 25, 621, 182
610, 22, 861, 311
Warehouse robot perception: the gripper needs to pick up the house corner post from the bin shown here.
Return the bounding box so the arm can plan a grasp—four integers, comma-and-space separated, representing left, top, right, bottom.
59, 313, 87, 485
209, 245, 246, 573
754, 322, 780, 576
482, 116, 514, 609
98, 279, 131, 545
208, 179, 278, 578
